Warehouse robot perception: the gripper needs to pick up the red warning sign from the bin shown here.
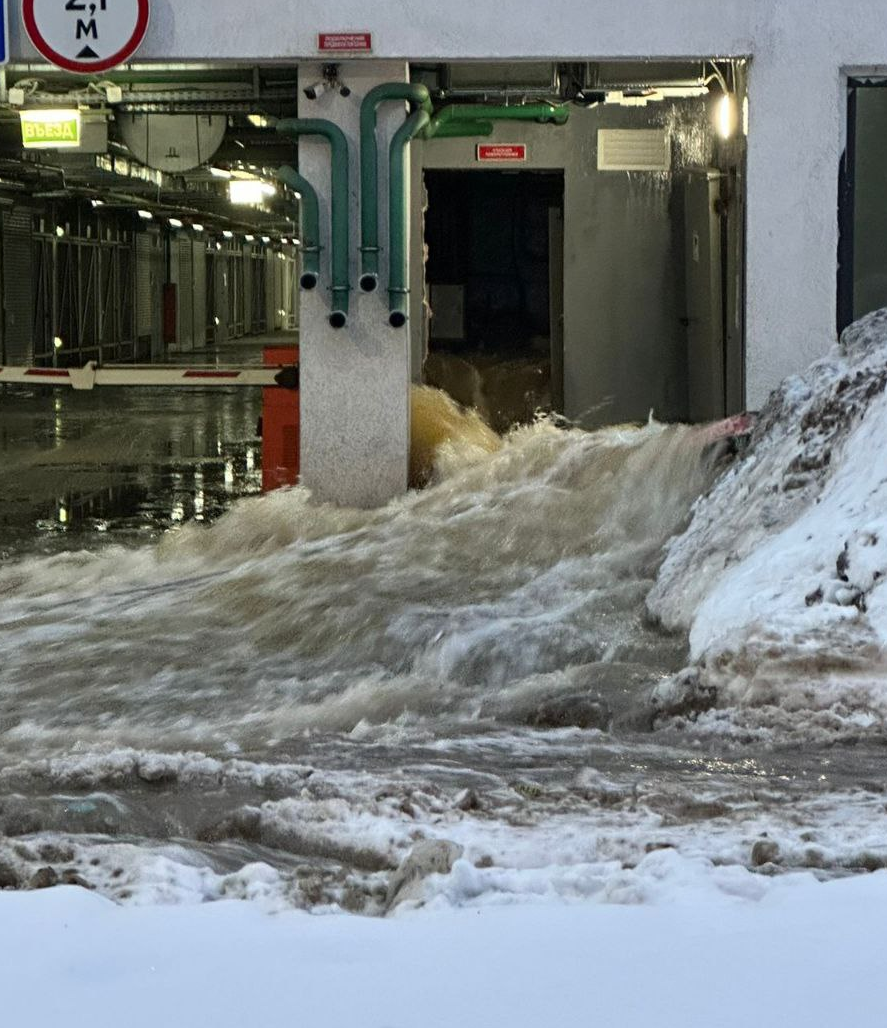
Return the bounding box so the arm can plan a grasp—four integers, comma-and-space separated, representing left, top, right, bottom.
477, 144, 528, 163
318, 32, 373, 53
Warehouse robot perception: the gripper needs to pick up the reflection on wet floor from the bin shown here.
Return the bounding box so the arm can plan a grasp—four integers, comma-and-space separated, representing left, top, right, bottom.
0, 337, 290, 555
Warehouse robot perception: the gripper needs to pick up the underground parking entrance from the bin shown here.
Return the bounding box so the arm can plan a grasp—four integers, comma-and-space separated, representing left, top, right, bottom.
412, 59, 748, 432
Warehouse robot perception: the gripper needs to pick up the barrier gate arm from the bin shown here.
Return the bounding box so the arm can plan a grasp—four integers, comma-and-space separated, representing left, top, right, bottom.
0, 362, 298, 390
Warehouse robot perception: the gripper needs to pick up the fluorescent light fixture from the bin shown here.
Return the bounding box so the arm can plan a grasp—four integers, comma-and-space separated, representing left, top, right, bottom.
717, 94, 737, 139
169, 218, 183, 229
137, 209, 153, 220
210, 167, 232, 179
20, 109, 81, 149
192, 223, 204, 233
229, 179, 276, 205
222, 230, 234, 239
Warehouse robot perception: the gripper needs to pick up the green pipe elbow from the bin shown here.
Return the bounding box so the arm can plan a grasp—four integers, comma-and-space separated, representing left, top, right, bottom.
276, 165, 321, 291
389, 109, 431, 329
359, 83, 432, 292
278, 118, 350, 329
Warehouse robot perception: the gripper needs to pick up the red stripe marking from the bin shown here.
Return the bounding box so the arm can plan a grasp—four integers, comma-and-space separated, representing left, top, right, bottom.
183, 371, 241, 379
26, 369, 71, 378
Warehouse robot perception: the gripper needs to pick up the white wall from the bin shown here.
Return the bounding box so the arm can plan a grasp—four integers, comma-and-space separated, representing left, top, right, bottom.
11, 0, 887, 405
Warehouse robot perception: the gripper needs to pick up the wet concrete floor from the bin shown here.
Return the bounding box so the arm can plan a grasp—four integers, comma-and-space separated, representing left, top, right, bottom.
0, 334, 296, 556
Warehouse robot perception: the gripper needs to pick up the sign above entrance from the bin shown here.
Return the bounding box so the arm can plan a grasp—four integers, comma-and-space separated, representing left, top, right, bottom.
318, 32, 372, 53
22, 0, 150, 74
20, 108, 81, 148
477, 144, 528, 163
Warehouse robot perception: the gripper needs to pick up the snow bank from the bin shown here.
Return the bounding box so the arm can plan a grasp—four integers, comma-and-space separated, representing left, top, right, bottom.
2, 863, 885, 1028
649, 309, 887, 735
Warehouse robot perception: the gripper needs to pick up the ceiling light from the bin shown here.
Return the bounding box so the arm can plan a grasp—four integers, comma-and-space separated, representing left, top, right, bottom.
169, 218, 183, 229
244, 234, 255, 242
222, 230, 234, 239
192, 223, 204, 233
261, 236, 271, 244
137, 209, 153, 220
91, 199, 105, 208
247, 114, 269, 128
717, 94, 737, 140
229, 179, 276, 205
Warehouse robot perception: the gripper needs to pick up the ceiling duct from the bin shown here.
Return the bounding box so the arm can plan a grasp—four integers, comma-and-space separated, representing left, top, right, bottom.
587, 62, 708, 91
117, 113, 227, 173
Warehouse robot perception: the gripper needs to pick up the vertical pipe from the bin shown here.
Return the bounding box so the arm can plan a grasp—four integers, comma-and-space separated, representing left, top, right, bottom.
359, 83, 432, 292
277, 165, 321, 291
388, 109, 431, 328
277, 118, 350, 328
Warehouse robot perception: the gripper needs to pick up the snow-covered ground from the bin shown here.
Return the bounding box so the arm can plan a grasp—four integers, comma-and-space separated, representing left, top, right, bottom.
5, 313, 887, 1024
3, 863, 887, 1027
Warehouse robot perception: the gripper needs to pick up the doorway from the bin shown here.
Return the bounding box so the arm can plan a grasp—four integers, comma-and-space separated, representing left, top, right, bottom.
423, 170, 565, 430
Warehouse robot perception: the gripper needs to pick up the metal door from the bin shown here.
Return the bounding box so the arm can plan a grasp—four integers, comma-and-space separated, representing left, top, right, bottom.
684, 169, 726, 422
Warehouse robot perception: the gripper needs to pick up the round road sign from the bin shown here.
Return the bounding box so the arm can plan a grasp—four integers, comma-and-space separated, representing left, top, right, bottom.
23, 0, 150, 75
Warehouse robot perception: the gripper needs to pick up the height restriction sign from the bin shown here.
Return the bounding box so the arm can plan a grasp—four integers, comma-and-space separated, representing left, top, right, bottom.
23, 0, 150, 74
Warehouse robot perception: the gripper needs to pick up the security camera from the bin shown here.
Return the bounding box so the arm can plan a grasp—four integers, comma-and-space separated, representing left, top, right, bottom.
303, 81, 323, 101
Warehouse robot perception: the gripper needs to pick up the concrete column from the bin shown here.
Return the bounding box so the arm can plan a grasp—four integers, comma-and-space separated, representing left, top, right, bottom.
744, 49, 844, 409
297, 60, 411, 507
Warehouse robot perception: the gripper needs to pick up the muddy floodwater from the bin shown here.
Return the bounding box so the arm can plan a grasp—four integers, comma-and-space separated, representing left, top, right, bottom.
0, 337, 884, 913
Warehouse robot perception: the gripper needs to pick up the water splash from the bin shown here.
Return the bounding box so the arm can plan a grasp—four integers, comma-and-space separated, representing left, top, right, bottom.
0, 417, 720, 755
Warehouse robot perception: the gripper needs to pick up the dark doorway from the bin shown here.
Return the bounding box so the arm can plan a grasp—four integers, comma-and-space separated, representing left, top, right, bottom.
839, 80, 887, 333
423, 170, 565, 430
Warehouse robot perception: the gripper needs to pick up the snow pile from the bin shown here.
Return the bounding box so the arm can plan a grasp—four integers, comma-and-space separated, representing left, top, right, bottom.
648, 309, 887, 737
2, 865, 887, 1028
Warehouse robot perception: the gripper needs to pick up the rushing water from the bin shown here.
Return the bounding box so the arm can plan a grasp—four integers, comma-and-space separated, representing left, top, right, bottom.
0, 366, 885, 912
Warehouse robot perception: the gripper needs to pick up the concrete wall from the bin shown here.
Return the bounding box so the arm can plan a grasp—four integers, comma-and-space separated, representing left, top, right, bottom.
12, 0, 887, 407
415, 100, 715, 426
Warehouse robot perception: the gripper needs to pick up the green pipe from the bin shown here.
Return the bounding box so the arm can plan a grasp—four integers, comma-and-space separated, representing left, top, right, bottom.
425, 102, 569, 137
388, 109, 431, 329
276, 165, 321, 291
429, 120, 495, 139
359, 83, 432, 293
277, 118, 350, 329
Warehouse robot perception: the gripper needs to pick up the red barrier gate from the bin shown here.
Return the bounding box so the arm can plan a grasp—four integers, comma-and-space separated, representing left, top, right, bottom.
262, 346, 300, 492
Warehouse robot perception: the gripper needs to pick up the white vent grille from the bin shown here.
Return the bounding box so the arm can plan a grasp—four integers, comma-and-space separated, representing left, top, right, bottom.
597, 129, 670, 172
